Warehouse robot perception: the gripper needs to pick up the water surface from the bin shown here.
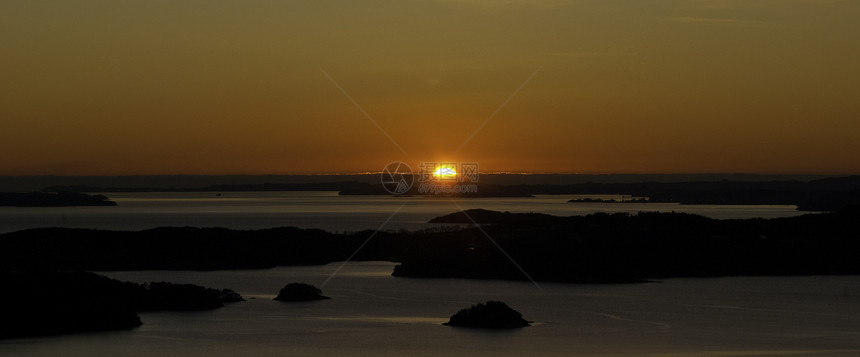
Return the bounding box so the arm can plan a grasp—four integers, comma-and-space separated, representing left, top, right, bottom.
2, 262, 858, 356
0, 192, 806, 233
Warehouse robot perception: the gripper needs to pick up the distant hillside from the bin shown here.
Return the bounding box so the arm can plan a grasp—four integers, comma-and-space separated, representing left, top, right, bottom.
5, 175, 860, 210
394, 207, 860, 282
3, 208, 860, 283
344, 176, 860, 210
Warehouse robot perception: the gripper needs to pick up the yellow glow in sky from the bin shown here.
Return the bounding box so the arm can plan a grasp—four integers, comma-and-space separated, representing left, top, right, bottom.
1, 0, 859, 175
433, 166, 457, 180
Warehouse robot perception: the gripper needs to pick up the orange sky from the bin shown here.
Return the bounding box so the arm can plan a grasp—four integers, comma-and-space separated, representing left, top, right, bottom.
1, 0, 859, 175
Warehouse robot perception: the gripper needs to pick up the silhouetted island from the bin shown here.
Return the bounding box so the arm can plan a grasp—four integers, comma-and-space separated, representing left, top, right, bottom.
0, 192, 116, 207
134, 281, 244, 311
0, 270, 243, 339
3, 207, 860, 284
444, 301, 530, 329
394, 207, 860, 282
274, 283, 331, 301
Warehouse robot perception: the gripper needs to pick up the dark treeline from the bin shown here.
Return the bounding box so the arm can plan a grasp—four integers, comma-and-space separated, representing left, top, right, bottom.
407, 207, 860, 282
0, 270, 242, 339
444, 301, 531, 329
2, 208, 860, 283
4, 209, 858, 339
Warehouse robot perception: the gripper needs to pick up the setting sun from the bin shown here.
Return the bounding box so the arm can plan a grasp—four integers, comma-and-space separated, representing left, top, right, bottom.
433, 166, 457, 180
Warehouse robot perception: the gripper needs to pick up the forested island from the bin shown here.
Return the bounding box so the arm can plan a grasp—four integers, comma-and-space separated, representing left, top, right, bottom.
444, 301, 531, 329
4, 207, 860, 338
3, 207, 859, 283
0, 270, 242, 339
274, 283, 331, 302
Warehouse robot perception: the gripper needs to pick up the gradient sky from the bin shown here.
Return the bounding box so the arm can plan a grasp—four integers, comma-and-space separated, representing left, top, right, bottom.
2, 0, 859, 175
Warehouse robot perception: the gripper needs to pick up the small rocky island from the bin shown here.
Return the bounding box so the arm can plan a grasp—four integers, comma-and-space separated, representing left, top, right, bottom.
444, 301, 531, 329
274, 283, 331, 302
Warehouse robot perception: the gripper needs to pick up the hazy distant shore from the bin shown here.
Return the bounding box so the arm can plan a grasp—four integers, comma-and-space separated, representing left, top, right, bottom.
1, 174, 855, 210
0, 174, 835, 192
0, 192, 116, 207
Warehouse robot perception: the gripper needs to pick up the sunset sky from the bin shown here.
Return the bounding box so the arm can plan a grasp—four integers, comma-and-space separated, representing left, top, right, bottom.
2, 0, 859, 175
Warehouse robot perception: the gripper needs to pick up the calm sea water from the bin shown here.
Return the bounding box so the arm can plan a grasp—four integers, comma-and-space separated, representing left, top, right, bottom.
2, 262, 859, 356
3, 193, 854, 356
0, 191, 807, 234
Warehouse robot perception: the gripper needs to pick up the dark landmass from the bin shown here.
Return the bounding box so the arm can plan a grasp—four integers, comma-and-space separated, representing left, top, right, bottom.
427, 209, 559, 226
24, 175, 860, 209
134, 281, 244, 311
2, 208, 860, 284
274, 283, 331, 302
0, 270, 243, 339
343, 176, 860, 210
444, 301, 531, 329
0, 270, 142, 339
456, 176, 860, 210
398, 207, 860, 282
474, 173, 830, 185
0, 192, 116, 207
794, 189, 860, 211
